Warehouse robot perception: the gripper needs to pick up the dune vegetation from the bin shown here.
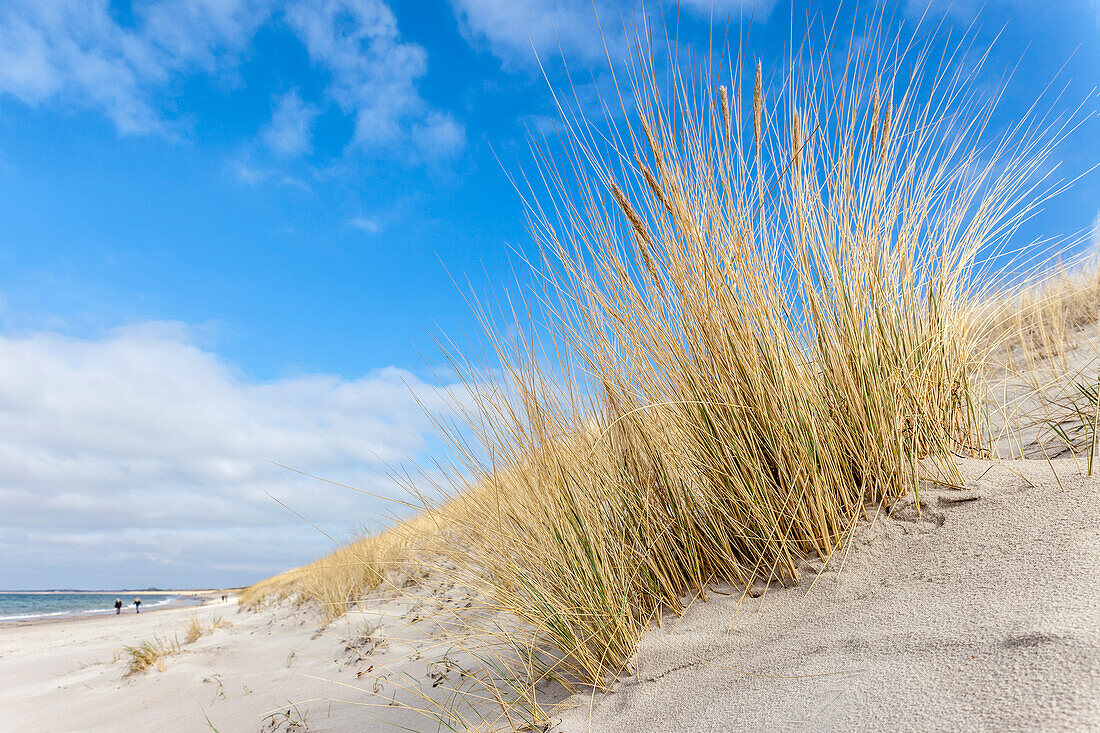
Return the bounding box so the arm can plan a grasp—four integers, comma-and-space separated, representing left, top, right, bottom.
243, 19, 1095, 720
122, 635, 182, 676
183, 612, 228, 644
239, 509, 445, 622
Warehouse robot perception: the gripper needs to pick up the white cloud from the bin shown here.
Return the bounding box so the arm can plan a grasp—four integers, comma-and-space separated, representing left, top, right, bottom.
229, 158, 310, 190
262, 89, 320, 157
286, 0, 465, 157
0, 0, 161, 133
349, 216, 381, 233
0, 0, 463, 161
449, 0, 609, 63
231, 159, 268, 184
0, 322, 472, 588
139, 0, 274, 73
413, 110, 466, 158
0, 0, 271, 134
449, 0, 774, 65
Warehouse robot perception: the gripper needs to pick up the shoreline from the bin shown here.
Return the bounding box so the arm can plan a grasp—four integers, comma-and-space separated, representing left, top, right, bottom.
0, 591, 233, 627
0, 588, 237, 595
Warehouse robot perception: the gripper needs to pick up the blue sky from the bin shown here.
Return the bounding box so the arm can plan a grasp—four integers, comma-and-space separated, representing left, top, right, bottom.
0, 0, 1096, 590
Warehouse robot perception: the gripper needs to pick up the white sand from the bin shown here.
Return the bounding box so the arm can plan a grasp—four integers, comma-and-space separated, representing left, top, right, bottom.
554, 458, 1100, 732
0, 587, 487, 732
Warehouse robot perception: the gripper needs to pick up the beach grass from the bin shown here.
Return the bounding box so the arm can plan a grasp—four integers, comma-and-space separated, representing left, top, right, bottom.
122, 635, 181, 676
239, 510, 443, 623
413, 28, 1071, 687
183, 613, 227, 644
242, 18, 1087, 720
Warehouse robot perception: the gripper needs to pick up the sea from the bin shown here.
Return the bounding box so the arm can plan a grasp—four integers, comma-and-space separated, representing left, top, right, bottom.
0, 592, 201, 622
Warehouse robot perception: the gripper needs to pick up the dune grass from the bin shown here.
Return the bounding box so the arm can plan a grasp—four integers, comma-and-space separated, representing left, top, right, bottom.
417, 31, 1069, 687
121, 615, 227, 677
122, 635, 181, 676
183, 613, 227, 644
243, 20, 1085, 717
985, 262, 1100, 369
976, 262, 1100, 458
239, 510, 444, 622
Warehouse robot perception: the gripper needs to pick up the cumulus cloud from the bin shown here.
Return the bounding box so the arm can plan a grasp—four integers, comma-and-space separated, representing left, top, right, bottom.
0, 0, 270, 134
286, 0, 465, 156
262, 89, 320, 157
0, 322, 472, 589
0, 0, 463, 159
449, 0, 774, 65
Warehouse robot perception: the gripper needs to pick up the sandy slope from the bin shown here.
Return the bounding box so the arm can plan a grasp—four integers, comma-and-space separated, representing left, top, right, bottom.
0, 588, 486, 732
554, 458, 1100, 732
4, 457, 1096, 732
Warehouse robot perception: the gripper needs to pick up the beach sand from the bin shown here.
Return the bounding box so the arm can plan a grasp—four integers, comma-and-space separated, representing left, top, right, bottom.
554, 458, 1100, 732
0, 583, 491, 731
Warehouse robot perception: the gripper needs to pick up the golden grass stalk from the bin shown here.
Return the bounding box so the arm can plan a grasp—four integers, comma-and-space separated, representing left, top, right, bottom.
244, 24, 1080, 714
719, 84, 731, 139
418, 29, 1066, 688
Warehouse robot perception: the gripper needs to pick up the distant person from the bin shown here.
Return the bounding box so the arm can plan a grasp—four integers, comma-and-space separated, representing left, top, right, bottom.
221, 594, 226, 603
114, 598, 122, 615
134, 597, 141, 613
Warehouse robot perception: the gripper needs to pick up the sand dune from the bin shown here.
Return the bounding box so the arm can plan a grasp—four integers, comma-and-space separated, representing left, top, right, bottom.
2, 454, 1096, 731
555, 458, 1100, 732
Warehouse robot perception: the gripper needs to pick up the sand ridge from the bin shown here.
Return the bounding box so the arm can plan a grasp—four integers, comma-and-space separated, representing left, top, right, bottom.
553, 458, 1100, 732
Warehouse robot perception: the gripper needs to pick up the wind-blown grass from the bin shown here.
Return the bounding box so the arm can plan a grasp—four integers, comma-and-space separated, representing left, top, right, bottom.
415, 31, 1070, 687
239, 510, 443, 622
245, 21, 1083, 711
122, 635, 181, 676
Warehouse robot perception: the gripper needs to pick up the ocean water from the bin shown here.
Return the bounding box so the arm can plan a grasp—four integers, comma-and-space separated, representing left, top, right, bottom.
0, 592, 194, 621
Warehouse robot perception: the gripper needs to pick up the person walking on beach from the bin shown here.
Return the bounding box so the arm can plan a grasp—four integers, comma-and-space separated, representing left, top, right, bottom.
134, 597, 141, 614
114, 598, 122, 615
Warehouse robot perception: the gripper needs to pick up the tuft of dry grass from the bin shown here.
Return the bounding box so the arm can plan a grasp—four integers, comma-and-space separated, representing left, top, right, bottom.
974, 262, 1100, 458
416, 29, 1070, 688
184, 613, 227, 644
242, 21, 1086, 723
984, 262, 1100, 368
122, 635, 181, 676
239, 510, 445, 622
